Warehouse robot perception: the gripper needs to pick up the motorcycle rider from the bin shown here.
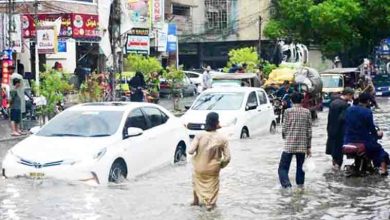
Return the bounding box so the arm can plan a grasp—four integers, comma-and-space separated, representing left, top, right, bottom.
344, 93, 389, 175
276, 80, 294, 109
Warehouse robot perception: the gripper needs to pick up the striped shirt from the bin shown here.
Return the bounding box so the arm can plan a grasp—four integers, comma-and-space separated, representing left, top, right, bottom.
282, 105, 312, 153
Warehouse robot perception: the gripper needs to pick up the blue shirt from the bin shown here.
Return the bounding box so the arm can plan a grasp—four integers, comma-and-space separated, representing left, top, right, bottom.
344, 105, 378, 144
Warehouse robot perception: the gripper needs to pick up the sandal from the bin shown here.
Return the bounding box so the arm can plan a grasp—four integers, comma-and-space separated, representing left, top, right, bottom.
11, 133, 21, 137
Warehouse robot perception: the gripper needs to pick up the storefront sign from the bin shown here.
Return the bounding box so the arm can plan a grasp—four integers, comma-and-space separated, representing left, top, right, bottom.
2, 59, 13, 85
126, 28, 150, 55
22, 13, 99, 41
125, 0, 151, 28
152, 0, 164, 25
157, 23, 168, 52
37, 26, 57, 54
72, 14, 100, 40
22, 14, 73, 38
58, 40, 67, 52
167, 23, 177, 53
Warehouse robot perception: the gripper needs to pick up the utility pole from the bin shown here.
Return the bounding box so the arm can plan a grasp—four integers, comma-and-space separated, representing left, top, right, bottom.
33, 0, 40, 88
7, 0, 12, 50
258, 15, 262, 58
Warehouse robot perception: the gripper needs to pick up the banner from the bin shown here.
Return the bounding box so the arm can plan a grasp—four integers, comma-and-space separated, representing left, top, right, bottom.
37, 26, 57, 54
125, 0, 151, 28
167, 23, 177, 52
72, 14, 100, 40
157, 23, 168, 52
126, 28, 150, 55
2, 59, 13, 85
152, 0, 164, 26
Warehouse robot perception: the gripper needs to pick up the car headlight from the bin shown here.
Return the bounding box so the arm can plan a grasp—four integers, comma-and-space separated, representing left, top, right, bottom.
221, 118, 237, 127
93, 148, 107, 161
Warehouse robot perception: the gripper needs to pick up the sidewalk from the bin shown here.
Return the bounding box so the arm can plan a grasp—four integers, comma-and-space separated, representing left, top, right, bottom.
0, 119, 38, 143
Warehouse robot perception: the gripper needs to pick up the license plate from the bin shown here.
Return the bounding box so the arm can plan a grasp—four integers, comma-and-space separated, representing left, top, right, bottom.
29, 172, 45, 178
376, 92, 383, 96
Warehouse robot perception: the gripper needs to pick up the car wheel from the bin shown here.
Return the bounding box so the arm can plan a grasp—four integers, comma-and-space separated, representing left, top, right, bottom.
108, 159, 128, 183
240, 127, 249, 139
270, 121, 277, 134
174, 143, 187, 163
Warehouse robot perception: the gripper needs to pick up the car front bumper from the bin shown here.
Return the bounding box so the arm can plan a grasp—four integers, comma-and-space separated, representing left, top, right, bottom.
2, 156, 103, 185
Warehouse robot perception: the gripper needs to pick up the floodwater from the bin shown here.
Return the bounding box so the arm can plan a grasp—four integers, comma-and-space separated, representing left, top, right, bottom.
0, 99, 390, 220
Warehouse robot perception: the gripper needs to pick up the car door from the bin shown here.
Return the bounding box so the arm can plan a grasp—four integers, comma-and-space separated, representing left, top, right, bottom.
244, 91, 262, 135
121, 108, 153, 176
141, 107, 174, 168
257, 90, 273, 133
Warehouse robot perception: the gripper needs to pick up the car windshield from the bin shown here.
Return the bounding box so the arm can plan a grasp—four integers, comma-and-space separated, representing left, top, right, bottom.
191, 92, 244, 110
322, 75, 343, 88
373, 75, 390, 87
37, 110, 124, 137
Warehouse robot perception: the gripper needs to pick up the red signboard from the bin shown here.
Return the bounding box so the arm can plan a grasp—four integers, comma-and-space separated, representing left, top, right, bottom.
2, 60, 13, 85
21, 13, 99, 40
22, 14, 72, 38
72, 14, 100, 40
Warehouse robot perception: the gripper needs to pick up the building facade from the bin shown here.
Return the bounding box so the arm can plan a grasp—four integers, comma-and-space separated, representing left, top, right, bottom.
0, 0, 100, 74
166, 0, 272, 69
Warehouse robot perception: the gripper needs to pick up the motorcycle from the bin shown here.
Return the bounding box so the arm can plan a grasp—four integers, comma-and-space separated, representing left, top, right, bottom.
342, 127, 382, 177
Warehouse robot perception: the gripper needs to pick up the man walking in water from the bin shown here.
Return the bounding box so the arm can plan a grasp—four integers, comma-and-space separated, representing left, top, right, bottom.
278, 92, 312, 188
189, 112, 231, 211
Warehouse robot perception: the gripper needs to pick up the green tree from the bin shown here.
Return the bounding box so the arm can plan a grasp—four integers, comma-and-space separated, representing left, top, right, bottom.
124, 54, 162, 76
34, 70, 72, 120
226, 47, 259, 72
79, 74, 103, 102
163, 66, 185, 111
265, 0, 390, 65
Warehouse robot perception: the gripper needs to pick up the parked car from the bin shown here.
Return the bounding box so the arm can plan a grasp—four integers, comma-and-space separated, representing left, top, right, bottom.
184, 71, 203, 93
2, 102, 190, 185
373, 74, 390, 96
160, 75, 197, 97
182, 87, 277, 140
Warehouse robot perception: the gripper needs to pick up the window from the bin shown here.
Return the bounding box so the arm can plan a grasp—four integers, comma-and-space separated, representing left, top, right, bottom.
172, 4, 190, 16
257, 91, 268, 105
126, 109, 148, 131
143, 107, 169, 128
246, 92, 258, 107
186, 72, 199, 78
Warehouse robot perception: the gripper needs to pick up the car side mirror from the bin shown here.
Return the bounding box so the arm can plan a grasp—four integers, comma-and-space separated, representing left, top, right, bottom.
30, 126, 41, 134
185, 105, 191, 110
125, 127, 143, 139
245, 104, 257, 111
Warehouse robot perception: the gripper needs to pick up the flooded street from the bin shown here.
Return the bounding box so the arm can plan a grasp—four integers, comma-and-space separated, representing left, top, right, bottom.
0, 99, 390, 220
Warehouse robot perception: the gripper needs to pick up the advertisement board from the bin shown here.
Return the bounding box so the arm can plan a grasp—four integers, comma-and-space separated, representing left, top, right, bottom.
126, 28, 150, 55
22, 14, 73, 38
37, 26, 57, 54
72, 14, 100, 40
167, 23, 177, 53
124, 0, 151, 28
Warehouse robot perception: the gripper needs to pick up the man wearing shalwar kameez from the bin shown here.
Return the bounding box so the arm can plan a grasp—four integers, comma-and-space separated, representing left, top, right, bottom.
189, 112, 231, 211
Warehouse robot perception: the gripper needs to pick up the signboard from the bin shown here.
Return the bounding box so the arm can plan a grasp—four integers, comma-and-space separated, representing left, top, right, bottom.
157, 23, 168, 52
72, 14, 100, 40
22, 14, 73, 38
152, 0, 164, 25
21, 13, 99, 41
126, 28, 150, 55
58, 40, 67, 52
167, 23, 177, 52
37, 26, 57, 54
124, 0, 151, 28
2, 59, 13, 85
0, 14, 22, 52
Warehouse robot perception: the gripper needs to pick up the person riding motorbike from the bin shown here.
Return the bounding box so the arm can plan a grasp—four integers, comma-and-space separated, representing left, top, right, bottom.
276, 80, 294, 109
344, 93, 389, 175
128, 71, 146, 102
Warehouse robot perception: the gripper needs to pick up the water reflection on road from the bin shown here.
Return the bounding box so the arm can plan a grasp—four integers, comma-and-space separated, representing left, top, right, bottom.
0, 99, 390, 219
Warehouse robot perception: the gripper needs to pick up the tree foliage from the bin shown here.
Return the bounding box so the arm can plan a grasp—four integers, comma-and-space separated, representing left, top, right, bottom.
265, 0, 390, 65
124, 54, 163, 76
226, 47, 259, 72
34, 70, 72, 116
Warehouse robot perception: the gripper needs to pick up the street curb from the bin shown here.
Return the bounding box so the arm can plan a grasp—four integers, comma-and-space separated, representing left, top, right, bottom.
0, 135, 28, 143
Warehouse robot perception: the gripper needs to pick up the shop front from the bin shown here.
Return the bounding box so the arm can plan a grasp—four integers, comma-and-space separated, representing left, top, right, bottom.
20, 13, 100, 75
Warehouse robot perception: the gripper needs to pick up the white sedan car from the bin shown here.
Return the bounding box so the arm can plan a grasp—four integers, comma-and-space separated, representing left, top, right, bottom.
2, 102, 189, 185
182, 87, 277, 140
